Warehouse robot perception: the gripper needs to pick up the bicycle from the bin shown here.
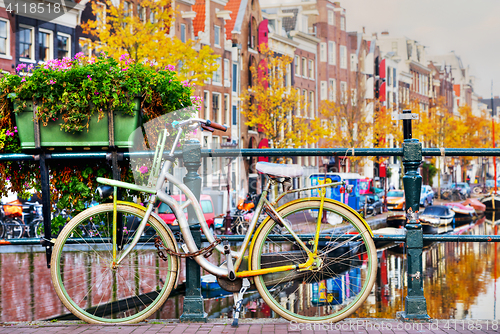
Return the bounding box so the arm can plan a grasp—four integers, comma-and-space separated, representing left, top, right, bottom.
49, 113, 377, 324
0, 204, 25, 239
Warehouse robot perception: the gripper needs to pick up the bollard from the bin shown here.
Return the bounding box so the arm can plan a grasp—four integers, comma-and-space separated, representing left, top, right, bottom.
180, 140, 207, 322
399, 110, 430, 321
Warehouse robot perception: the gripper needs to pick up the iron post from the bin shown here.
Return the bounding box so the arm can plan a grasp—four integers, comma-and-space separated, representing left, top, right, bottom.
180, 139, 207, 322
399, 109, 430, 321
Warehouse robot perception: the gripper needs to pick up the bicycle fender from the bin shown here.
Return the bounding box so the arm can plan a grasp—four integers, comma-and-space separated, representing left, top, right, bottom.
117, 201, 181, 288
248, 197, 374, 271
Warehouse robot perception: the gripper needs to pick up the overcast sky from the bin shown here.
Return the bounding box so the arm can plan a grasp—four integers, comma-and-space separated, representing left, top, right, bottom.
342, 0, 500, 99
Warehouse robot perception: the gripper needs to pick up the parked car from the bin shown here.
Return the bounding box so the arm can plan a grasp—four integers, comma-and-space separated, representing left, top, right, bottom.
359, 194, 384, 216
420, 185, 434, 207
156, 194, 215, 233
451, 182, 471, 198
385, 190, 405, 211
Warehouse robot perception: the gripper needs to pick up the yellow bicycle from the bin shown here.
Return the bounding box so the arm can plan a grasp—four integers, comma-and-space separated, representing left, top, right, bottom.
50, 114, 377, 324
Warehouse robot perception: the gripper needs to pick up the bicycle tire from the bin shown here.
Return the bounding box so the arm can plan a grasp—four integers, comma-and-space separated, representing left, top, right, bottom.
0, 220, 4, 238
51, 203, 179, 324
32, 218, 44, 238
251, 199, 377, 323
3, 217, 24, 239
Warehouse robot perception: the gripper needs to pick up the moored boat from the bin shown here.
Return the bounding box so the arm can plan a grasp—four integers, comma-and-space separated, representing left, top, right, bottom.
419, 205, 455, 234
463, 198, 486, 214
444, 202, 477, 226
480, 191, 500, 211
386, 212, 406, 228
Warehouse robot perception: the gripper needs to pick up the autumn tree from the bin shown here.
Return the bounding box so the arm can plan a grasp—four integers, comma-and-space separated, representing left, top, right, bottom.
82, 0, 217, 84
241, 46, 321, 151
319, 70, 370, 171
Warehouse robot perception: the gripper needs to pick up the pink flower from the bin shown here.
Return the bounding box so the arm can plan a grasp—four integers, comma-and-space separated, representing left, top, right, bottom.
16, 64, 27, 72
94, 91, 99, 95
14, 126, 17, 133
139, 166, 148, 174
87, 75, 92, 81
21, 78, 26, 82
122, 67, 129, 71
167, 64, 176, 71
49, 79, 56, 85
119, 54, 129, 62
182, 80, 190, 87
74, 52, 84, 59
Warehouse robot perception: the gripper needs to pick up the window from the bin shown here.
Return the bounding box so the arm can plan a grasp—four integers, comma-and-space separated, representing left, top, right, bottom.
232, 63, 238, 93
96, 2, 106, 28
393, 68, 397, 87
0, 19, 9, 56
38, 30, 53, 62
212, 93, 221, 123
350, 54, 357, 71
224, 59, 230, 86
329, 79, 336, 101
224, 94, 230, 125
123, 1, 131, 28
309, 60, 314, 79
79, 38, 91, 58
204, 91, 210, 119
328, 10, 334, 25
392, 41, 398, 54
320, 43, 326, 62
232, 105, 237, 125
340, 45, 347, 69
214, 25, 220, 47
387, 66, 392, 86
213, 57, 222, 83
302, 57, 307, 77
19, 26, 34, 60
57, 33, 71, 59
138, 4, 146, 22
340, 81, 347, 104
180, 24, 186, 43
309, 91, 314, 118
303, 89, 307, 115
320, 81, 327, 100
212, 136, 220, 176
340, 16, 345, 30
328, 41, 335, 65
294, 55, 300, 76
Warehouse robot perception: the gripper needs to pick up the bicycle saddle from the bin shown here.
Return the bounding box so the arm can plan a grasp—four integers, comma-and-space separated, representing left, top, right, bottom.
255, 162, 303, 178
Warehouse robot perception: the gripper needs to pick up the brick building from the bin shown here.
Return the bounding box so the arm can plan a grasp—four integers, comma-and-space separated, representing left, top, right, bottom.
0, 7, 15, 73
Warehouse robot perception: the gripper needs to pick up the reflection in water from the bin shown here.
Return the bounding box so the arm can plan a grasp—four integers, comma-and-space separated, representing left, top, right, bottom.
1, 219, 500, 321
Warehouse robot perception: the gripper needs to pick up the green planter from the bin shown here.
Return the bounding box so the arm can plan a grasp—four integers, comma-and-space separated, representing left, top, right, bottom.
14, 98, 141, 150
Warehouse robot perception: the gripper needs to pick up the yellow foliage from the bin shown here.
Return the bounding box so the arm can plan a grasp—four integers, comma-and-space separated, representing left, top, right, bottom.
81, 0, 218, 84
240, 45, 321, 149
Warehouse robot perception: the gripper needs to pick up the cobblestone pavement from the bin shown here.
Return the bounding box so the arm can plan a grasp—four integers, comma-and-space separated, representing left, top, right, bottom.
1, 319, 498, 334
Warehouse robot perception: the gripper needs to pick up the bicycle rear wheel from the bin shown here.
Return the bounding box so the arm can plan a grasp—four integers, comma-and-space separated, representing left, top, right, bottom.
251, 199, 377, 323
51, 203, 179, 324
3, 217, 24, 239
0, 220, 4, 238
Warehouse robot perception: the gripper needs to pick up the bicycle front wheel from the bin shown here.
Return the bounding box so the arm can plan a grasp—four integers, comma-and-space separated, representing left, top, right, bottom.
251, 199, 377, 323
51, 203, 179, 324
3, 217, 24, 239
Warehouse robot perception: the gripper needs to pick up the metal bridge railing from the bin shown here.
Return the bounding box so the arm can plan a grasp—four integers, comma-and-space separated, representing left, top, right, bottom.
1, 111, 500, 321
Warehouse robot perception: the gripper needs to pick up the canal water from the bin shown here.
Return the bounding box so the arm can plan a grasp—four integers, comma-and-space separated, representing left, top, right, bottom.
0, 218, 499, 322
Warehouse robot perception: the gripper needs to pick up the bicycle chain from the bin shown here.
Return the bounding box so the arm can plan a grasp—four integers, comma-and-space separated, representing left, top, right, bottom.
154, 236, 222, 260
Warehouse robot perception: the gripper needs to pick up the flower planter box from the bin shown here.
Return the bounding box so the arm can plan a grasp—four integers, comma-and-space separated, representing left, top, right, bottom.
14, 98, 141, 150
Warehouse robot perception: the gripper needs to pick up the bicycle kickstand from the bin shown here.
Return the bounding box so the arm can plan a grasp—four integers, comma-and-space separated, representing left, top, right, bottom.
231, 278, 250, 328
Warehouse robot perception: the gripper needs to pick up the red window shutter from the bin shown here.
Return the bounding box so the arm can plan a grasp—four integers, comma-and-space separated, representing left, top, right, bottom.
258, 19, 268, 52
379, 82, 386, 102
379, 59, 386, 79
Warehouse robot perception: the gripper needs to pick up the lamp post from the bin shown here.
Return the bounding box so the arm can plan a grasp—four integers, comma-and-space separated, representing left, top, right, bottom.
221, 138, 238, 235
483, 157, 489, 193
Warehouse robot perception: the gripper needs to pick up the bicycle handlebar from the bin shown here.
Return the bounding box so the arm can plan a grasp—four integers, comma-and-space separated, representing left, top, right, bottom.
205, 120, 227, 132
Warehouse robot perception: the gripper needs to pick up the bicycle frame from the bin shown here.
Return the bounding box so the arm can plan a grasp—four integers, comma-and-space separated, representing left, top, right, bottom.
97, 120, 352, 278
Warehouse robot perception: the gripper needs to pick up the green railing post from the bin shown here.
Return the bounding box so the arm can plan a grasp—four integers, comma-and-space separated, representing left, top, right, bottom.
399, 110, 430, 321
180, 139, 207, 322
